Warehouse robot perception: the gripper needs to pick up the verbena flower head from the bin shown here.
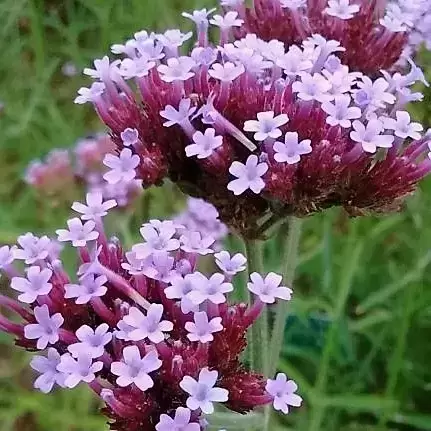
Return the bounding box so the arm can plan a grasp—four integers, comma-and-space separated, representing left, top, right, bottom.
25, 134, 142, 208
222, 0, 431, 74
0, 198, 301, 430
76, 7, 431, 238
174, 197, 228, 249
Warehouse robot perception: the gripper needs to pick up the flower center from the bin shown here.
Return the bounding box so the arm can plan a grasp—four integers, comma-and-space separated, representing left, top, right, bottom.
195, 384, 209, 401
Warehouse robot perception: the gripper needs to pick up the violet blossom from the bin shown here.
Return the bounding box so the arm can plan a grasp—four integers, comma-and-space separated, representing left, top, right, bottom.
0, 199, 299, 430
74, 14, 431, 237
221, 0, 431, 74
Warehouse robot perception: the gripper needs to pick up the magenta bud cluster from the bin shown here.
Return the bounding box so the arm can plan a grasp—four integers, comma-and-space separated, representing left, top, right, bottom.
75, 3, 431, 237
0, 192, 301, 430
25, 134, 142, 207
225, 0, 431, 75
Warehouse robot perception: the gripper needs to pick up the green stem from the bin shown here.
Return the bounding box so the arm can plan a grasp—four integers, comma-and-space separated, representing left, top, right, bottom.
308, 225, 363, 431
378, 281, 416, 427
244, 238, 267, 374
208, 411, 263, 430
29, 0, 45, 77
262, 218, 303, 431
268, 217, 303, 376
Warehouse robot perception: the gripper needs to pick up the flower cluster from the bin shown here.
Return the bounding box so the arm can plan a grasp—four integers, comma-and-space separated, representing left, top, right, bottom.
0, 193, 301, 430
222, 0, 431, 74
76, 7, 431, 237
174, 197, 228, 250
25, 134, 142, 207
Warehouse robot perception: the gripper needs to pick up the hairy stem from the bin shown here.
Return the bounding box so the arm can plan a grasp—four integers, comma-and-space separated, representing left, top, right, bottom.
262, 217, 303, 431
244, 238, 268, 374
268, 217, 303, 376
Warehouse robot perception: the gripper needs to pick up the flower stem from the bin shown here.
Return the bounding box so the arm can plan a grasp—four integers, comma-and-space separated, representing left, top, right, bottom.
268, 217, 303, 377
262, 217, 302, 431
244, 238, 268, 374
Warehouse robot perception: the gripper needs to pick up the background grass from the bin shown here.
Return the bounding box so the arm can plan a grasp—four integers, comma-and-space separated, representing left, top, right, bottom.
1, 1, 431, 430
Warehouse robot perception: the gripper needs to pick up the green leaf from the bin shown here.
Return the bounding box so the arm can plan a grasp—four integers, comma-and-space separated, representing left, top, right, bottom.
391, 413, 431, 430
356, 250, 431, 314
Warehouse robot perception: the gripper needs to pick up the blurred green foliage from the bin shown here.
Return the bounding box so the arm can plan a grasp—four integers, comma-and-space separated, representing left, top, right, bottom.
1, 1, 431, 430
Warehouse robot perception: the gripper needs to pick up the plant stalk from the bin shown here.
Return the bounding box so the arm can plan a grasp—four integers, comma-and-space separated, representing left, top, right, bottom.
263, 217, 303, 431
268, 217, 303, 376
244, 238, 268, 374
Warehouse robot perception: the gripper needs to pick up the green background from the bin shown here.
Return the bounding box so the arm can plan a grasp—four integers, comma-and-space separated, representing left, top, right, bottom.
1, 1, 431, 430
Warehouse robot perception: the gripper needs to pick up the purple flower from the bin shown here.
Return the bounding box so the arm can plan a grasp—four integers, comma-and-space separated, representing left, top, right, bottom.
321, 95, 362, 128
185, 311, 223, 343
157, 29, 193, 49
103, 148, 140, 185
0, 213, 294, 427
191, 47, 218, 66
114, 325, 133, 344
355, 77, 396, 109
15, 233, 52, 264
248, 272, 292, 304
280, 0, 307, 10
208, 62, 245, 82
133, 222, 180, 258
273, 132, 312, 165
68, 324, 112, 358
276, 46, 312, 77
182, 8, 216, 26
157, 56, 196, 83
57, 352, 103, 388
83, 56, 121, 82
266, 373, 303, 414
244, 111, 289, 142
180, 367, 229, 414
24, 305, 64, 349
210, 11, 243, 29
120, 128, 140, 147
11, 266, 53, 304
0, 245, 15, 272
111, 346, 162, 391
74, 82, 105, 104
324, 0, 360, 20
214, 251, 247, 276
119, 57, 156, 79
122, 251, 155, 276
384, 111, 423, 140
292, 73, 332, 103
164, 274, 201, 314
350, 119, 395, 153
160, 98, 196, 128
122, 304, 173, 343
65, 274, 107, 304
380, 11, 409, 33
174, 198, 228, 248
56, 218, 99, 247
147, 251, 178, 283
227, 155, 268, 196
72, 192, 117, 221
186, 128, 223, 159
156, 407, 200, 431
180, 231, 215, 255
188, 273, 233, 305
30, 348, 66, 393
